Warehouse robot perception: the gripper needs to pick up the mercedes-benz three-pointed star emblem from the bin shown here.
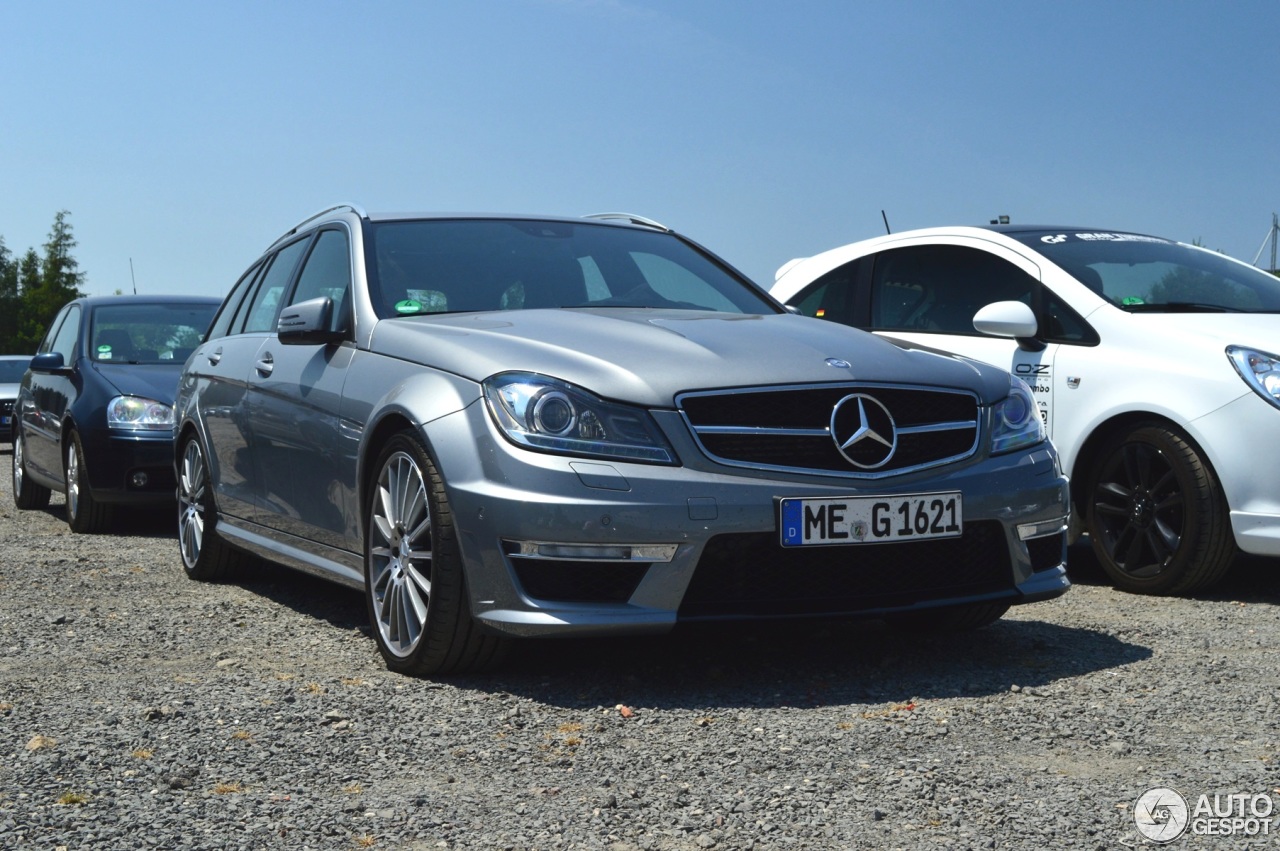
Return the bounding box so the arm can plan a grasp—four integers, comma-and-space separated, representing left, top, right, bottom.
830, 394, 897, 468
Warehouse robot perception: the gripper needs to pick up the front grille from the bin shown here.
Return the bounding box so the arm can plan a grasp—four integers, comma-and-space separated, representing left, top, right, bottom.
1027, 532, 1066, 573
678, 383, 979, 478
678, 521, 1012, 619
511, 559, 650, 604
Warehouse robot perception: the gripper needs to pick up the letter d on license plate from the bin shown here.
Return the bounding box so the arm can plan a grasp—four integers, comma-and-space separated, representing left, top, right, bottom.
779, 493, 963, 547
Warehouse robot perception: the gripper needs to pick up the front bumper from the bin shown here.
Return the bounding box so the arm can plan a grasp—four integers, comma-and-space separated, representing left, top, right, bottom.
81, 427, 178, 505
423, 403, 1071, 639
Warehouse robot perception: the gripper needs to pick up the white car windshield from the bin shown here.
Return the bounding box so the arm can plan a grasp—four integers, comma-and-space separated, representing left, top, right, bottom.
1010, 229, 1280, 313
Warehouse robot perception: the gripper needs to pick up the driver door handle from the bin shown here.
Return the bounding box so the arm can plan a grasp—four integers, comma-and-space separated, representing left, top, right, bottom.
255, 352, 274, 376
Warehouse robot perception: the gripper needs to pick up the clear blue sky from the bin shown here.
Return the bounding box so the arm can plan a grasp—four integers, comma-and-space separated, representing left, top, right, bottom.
2, 0, 1278, 299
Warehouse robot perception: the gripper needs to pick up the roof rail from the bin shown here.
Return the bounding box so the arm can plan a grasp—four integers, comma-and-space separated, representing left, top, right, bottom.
273, 203, 369, 245
584, 212, 670, 232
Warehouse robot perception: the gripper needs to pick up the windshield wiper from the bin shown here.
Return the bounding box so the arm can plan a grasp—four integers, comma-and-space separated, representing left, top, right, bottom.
1122, 302, 1237, 313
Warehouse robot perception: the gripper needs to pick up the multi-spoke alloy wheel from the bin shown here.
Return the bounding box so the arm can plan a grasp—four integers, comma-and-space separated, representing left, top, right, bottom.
65, 432, 109, 533
364, 431, 505, 676
177, 435, 239, 580
1087, 424, 1234, 595
12, 430, 51, 510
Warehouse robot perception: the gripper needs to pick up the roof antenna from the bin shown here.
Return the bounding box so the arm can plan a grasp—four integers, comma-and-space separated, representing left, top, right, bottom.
881, 210, 891, 234
129, 258, 138, 295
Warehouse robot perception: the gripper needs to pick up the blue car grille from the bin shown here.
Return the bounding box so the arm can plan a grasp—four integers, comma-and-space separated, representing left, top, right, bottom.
678, 383, 980, 478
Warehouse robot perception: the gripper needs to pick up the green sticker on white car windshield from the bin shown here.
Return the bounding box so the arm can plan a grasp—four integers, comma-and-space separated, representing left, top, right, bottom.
1122, 296, 1145, 305
395, 299, 422, 314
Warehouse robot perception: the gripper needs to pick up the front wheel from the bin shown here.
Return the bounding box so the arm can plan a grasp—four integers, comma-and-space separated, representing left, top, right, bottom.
12, 429, 51, 510
177, 434, 243, 580
1086, 424, 1235, 595
66, 431, 111, 533
365, 431, 506, 676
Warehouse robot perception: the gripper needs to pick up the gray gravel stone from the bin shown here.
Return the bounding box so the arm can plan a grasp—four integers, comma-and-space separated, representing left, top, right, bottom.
2, 459, 1279, 849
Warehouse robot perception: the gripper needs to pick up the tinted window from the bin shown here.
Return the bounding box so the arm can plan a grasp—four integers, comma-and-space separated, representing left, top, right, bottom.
288, 229, 352, 332
242, 238, 310, 333
366, 219, 775, 318
869, 245, 1038, 334
1010, 230, 1280, 312
788, 260, 861, 325
207, 262, 264, 342
90, 302, 219, 363
0, 359, 31, 382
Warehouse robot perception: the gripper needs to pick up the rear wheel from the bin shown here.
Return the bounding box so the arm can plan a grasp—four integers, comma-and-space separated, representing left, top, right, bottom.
177, 434, 243, 580
1086, 424, 1235, 595
66, 431, 111, 533
12, 429, 51, 510
365, 431, 506, 676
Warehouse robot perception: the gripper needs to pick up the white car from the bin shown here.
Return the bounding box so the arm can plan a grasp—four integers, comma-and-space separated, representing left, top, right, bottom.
772, 225, 1280, 595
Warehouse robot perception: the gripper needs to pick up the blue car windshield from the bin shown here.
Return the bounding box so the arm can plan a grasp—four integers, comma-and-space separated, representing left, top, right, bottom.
89, 303, 218, 364
365, 218, 778, 319
1008, 230, 1280, 313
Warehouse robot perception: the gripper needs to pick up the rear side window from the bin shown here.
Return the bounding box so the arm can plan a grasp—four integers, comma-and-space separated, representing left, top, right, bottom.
241, 238, 310, 333
206, 262, 264, 342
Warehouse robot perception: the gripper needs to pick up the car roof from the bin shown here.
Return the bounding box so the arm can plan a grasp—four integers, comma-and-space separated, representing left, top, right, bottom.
67, 294, 223, 309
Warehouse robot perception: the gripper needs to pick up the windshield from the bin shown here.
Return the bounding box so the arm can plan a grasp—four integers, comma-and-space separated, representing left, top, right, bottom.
0, 358, 30, 383
366, 218, 777, 319
89, 302, 219, 364
1009, 230, 1280, 313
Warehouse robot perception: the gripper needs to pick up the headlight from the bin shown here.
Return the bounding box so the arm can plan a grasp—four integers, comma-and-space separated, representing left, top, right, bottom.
107, 395, 174, 431
989, 376, 1044, 455
484, 373, 676, 464
1227, 346, 1280, 411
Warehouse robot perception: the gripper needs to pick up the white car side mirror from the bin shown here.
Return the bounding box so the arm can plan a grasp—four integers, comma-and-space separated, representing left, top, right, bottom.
973, 300, 1038, 338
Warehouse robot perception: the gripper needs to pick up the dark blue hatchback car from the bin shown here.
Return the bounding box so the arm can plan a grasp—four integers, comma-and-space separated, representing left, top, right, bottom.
11, 295, 220, 532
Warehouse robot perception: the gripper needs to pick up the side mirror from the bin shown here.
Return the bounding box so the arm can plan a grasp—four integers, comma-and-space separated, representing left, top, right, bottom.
29, 352, 67, 374
278, 297, 344, 346
973, 300, 1043, 353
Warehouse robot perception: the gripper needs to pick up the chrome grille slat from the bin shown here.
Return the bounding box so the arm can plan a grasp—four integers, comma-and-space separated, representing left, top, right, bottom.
678, 382, 981, 478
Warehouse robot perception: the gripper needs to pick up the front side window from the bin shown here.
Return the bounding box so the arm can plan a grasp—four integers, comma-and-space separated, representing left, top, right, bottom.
48, 306, 81, 361
869, 245, 1039, 335
90, 302, 219, 363
788, 260, 861, 325
366, 219, 776, 319
288, 228, 352, 333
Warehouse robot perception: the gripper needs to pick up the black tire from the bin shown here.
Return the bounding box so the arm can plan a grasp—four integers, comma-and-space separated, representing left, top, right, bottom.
177, 434, 243, 581
365, 431, 506, 676
888, 601, 1011, 632
12, 429, 51, 510
1086, 423, 1235, 595
66, 431, 111, 533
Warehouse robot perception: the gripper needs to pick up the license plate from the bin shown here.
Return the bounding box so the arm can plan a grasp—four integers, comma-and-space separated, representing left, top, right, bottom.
780, 492, 963, 547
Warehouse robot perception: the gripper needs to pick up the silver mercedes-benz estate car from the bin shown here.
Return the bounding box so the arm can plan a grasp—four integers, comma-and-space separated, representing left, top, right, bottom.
175, 204, 1070, 675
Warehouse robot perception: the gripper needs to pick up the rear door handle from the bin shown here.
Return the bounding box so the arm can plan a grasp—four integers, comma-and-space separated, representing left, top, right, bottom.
255, 352, 274, 376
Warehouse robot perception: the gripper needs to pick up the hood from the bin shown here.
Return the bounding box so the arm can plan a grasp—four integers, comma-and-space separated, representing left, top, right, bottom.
1121, 312, 1280, 354
370, 309, 1013, 407
91, 362, 185, 405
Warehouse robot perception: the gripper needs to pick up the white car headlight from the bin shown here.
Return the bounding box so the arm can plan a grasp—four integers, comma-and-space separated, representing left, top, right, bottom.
107, 395, 174, 431
990, 376, 1045, 455
1227, 346, 1280, 411
483, 372, 677, 464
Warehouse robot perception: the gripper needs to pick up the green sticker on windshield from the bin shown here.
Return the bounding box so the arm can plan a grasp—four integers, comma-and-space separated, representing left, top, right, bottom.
395, 299, 422, 314
97, 345, 112, 355
1122, 296, 1145, 305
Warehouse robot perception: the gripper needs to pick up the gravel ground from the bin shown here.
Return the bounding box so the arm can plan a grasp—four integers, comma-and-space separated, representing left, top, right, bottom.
2, 446, 1279, 851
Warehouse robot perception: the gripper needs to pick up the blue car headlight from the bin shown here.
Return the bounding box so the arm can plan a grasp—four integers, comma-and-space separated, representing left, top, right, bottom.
483, 372, 676, 464
990, 376, 1044, 455
107, 395, 174, 431
1227, 345, 1280, 411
